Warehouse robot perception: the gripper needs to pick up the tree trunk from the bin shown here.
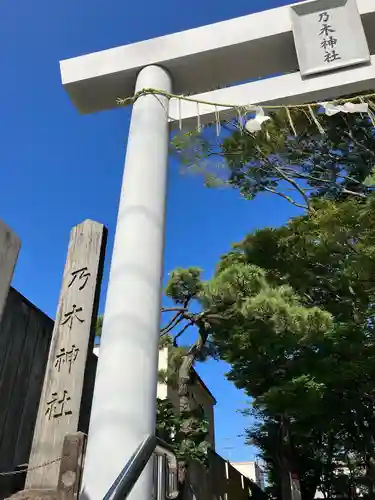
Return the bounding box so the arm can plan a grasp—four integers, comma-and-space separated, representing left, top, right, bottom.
176, 325, 208, 499
177, 352, 195, 498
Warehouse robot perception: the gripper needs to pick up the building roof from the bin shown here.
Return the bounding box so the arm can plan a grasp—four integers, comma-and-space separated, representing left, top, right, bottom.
191, 368, 217, 405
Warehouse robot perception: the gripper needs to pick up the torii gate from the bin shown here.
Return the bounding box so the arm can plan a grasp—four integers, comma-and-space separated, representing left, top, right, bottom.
59, 1, 375, 499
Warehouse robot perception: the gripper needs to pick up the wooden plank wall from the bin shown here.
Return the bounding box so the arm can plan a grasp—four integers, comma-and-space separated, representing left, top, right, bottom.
0, 288, 53, 499
185, 450, 269, 500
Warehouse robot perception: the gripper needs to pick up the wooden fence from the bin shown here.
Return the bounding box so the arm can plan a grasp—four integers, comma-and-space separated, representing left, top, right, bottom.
185, 450, 268, 500
0, 287, 53, 499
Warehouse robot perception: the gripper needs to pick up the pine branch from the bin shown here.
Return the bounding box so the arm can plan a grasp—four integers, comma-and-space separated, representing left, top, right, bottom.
161, 315, 185, 336
173, 321, 194, 347
263, 187, 308, 211
161, 308, 189, 334
255, 145, 312, 212
161, 307, 188, 313
291, 171, 367, 197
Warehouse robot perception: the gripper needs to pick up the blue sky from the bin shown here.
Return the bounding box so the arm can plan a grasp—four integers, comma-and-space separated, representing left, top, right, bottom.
1, 0, 302, 462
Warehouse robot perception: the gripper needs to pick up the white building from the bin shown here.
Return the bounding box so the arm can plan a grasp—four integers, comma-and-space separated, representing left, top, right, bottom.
231, 461, 265, 490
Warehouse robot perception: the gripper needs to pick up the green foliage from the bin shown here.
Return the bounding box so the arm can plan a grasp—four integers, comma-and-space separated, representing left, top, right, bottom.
95, 315, 103, 337
156, 398, 180, 443
238, 196, 375, 323
158, 368, 168, 384
363, 166, 375, 187
224, 111, 375, 201
161, 266, 220, 482
156, 398, 210, 466
163, 344, 189, 388
206, 194, 375, 499
159, 334, 173, 349
165, 193, 375, 498
165, 267, 203, 304
202, 260, 333, 414
172, 106, 375, 210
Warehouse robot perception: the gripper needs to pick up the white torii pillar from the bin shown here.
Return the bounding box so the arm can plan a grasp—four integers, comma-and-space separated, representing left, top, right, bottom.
59, 1, 375, 499
81, 65, 171, 500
